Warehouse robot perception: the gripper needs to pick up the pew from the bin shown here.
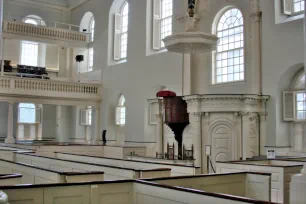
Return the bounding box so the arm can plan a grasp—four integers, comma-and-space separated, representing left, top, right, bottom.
142, 172, 272, 202
216, 159, 304, 204
0, 174, 22, 186
1, 179, 277, 204
14, 153, 171, 180
0, 158, 104, 184
55, 152, 200, 176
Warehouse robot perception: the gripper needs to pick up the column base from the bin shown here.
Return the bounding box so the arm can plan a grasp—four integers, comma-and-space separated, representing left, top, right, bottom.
5, 137, 15, 144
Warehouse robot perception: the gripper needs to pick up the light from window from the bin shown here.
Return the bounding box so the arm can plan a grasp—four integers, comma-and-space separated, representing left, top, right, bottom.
293, 0, 305, 13
116, 95, 126, 125
19, 103, 36, 123
21, 41, 39, 66
215, 8, 244, 84
161, 0, 172, 48
24, 18, 38, 25
90, 18, 95, 41
120, 3, 129, 59
88, 48, 94, 71
296, 92, 306, 120
88, 107, 92, 125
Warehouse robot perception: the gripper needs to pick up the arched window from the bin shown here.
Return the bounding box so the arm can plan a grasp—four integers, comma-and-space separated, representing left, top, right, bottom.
114, 2, 129, 60
214, 8, 244, 84
152, 0, 173, 50
116, 95, 126, 126
18, 103, 36, 124
88, 47, 94, 72
21, 15, 45, 66
283, 69, 306, 121
89, 17, 95, 42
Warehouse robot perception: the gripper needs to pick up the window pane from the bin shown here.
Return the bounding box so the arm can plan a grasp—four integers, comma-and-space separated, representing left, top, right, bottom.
293, 0, 305, 13
19, 103, 36, 123
215, 8, 244, 84
161, 0, 173, 48
88, 48, 94, 72
90, 18, 95, 41
21, 41, 38, 66
296, 93, 306, 120
120, 2, 129, 59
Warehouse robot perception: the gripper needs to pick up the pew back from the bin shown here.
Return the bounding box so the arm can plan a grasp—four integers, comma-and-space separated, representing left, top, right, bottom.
0, 174, 22, 186
55, 152, 200, 176
216, 160, 303, 204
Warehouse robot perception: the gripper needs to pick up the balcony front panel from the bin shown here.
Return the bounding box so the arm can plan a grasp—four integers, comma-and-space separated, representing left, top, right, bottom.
0, 77, 101, 101
3, 21, 89, 44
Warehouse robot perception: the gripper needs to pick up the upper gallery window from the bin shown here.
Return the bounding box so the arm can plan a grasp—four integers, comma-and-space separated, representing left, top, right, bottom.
116, 95, 126, 126
88, 48, 94, 72
114, 2, 129, 60
89, 17, 95, 42
214, 8, 244, 84
152, 0, 173, 50
18, 103, 36, 124
283, 0, 305, 15
21, 41, 38, 66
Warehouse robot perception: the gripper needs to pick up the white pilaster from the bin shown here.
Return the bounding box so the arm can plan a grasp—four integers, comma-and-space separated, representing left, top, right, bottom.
249, 0, 262, 94
188, 112, 202, 168
5, 102, 15, 143
241, 112, 251, 159
156, 114, 164, 154
259, 112, 268, 155
95, 106, 101, 144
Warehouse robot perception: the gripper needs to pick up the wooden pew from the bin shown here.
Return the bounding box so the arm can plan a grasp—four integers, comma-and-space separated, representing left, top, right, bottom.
55, 152, 200, 176
1, 179, 277, 204
0, 174, 22, 186
14, 153, 171, 180
216, 159, 304, 204
0, 158, 104, 184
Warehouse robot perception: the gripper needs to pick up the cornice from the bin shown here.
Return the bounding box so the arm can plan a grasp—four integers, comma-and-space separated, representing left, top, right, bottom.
183, 94, 270, 102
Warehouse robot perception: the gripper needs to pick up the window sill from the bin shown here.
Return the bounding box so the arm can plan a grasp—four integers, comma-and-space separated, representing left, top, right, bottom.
18, 122, 40, 125
146, 48, 168, 57
210, 80, 246, 88
109, 59, 127, 66
276, 13, 304, 24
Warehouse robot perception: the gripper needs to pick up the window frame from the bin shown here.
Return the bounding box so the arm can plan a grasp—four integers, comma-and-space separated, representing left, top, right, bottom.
89, 17, 95, 42
18, 103, 39, 124
212, 7, 245, 85
88, 47, 94, 72
160, 0, 173, 49
295, 90, 306, 121
116, 95, 126, 126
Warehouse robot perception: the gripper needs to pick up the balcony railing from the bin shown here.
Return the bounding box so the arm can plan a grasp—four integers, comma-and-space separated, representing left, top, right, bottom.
3, 20, 89, 43
0, 76, 101, 101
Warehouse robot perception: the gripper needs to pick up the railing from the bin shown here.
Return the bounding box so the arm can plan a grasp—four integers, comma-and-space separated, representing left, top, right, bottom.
3, 13, 81, 32
3, 20, 89, 42
0, 76, 101, 100
0, 191, 8, 204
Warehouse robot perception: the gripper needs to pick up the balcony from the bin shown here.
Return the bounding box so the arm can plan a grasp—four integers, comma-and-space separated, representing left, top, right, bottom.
2, 20, 90, 48
0, 76, 101, 106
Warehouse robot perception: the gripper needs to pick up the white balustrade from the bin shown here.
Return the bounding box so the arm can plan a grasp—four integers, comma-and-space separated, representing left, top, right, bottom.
3, 20, 88, 42
0, 191, 8, 204
0, 76, 101, 101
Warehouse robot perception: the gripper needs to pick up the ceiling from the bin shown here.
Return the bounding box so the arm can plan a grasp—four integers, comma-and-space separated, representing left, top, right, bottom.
13, 0, 89, 10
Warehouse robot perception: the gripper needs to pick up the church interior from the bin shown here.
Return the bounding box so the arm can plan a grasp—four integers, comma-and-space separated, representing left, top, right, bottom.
0, 0, 305, 203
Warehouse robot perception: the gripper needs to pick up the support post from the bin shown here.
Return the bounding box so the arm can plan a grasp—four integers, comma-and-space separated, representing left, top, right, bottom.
95, 106, 101, 144
189, 112, 202, 167
249, 0, 262, 94
5, 102, 15, 144
0, 0, 4, 77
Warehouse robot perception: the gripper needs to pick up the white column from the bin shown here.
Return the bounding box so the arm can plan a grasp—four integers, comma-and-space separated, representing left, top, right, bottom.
241, 112, 251, 159
155, 114, 164, 154
95, 106, 101, 144
259, 112, 268, 155
5, 102, 15, 143
189, 112, 202, 168
249, 0, 262, 94
0, 0, 4, 77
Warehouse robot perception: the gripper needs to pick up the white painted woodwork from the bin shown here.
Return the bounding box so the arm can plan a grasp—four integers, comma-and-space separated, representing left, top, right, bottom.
2, 175, 271, 204
15, 153, 170, 180
216, 160, 304, 204
0, 76, 100, 99
148, 173, 271, 202
3, 20, 89, 44
55, 152, 201, 176
5, 103, 14, 144
290, 165, 306, 204
0, 175, 22, 186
